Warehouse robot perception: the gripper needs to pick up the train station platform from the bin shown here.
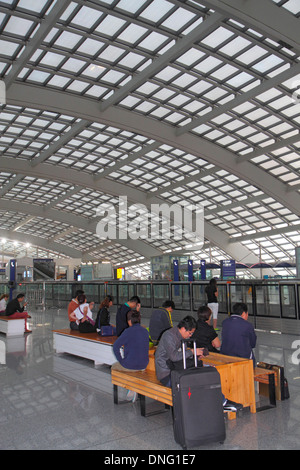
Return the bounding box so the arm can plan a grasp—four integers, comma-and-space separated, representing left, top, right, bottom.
0, 307, 299, 452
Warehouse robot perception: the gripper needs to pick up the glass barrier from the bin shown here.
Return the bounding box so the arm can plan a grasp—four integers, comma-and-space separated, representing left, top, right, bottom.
255, 284, 281, 317
217, 284, 228, 314
192, 284, 206, 310
0, 280, 300, 328
118, 283, 130, 306
229, 283, 254, 315
136, 283, 152, 308
152, 283, 170, 308
171, 283, 191, 310
280, 284, 297, 319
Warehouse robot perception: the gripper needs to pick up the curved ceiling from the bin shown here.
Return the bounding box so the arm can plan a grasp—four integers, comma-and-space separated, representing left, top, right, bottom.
0, 0, 299, 278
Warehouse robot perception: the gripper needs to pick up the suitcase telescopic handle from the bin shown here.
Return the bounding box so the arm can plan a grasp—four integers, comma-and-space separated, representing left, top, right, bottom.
182, 339, 198, 369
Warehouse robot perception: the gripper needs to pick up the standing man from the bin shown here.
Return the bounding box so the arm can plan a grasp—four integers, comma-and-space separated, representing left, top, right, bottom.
220, 302, 257, 366
116, 295, 141, 337
149, 300, 175, 345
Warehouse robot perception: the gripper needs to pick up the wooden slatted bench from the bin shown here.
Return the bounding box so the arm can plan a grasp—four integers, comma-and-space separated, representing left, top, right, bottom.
0, 316, 26, 337
111, 362, 172, 417
111, 350, 238, 419
53, 328, 117, 366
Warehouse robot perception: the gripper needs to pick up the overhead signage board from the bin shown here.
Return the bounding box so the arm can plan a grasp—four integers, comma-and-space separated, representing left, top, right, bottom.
221, 259, 236, 280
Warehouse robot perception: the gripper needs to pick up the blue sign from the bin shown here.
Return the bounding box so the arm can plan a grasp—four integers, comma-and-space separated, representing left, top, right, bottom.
9, 259, 16, 282
9, 259, 16, 300
221, 259, 236, 279
173, 260, 179, 281
200, 260, 206, 280
188, 260, 193, 281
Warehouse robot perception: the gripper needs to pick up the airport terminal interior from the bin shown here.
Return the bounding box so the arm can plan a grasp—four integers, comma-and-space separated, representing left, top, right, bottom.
0, 0, 300, 452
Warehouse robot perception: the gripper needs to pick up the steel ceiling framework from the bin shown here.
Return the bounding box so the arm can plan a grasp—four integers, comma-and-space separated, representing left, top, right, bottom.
0, 0, 299, 278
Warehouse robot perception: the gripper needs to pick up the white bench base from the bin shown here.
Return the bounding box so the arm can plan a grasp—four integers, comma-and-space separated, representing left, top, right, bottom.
0, 317, 26, 337
53, 330, 117, 366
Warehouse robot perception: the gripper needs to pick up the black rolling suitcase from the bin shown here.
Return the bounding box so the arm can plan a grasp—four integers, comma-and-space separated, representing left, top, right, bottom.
171, 340, 226, 449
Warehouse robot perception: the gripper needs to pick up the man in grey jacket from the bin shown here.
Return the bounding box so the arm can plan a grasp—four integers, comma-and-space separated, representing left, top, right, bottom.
155, 316, 203, 387
155, 315, 243, 412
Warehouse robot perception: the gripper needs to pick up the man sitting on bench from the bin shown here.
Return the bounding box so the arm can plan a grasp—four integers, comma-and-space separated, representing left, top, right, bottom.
112, 309, 149, 402
5, 293, 31, 333
155, 315, 242, 412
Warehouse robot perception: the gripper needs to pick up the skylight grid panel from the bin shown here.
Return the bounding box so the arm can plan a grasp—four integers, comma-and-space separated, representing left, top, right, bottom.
176, 48, 206, 67
194, 56, 223, 74
172, 72, 197, 88
252, 54, 285, 74
95, 15, 127, 38
53, 30, 83, 51
137, 31, 170, 53
139, 0, 174, 23
17, 0, 51, 14
201, 26, 235, 49
0, 39, 22, 58
3, 15, 36, 39
69, 5, 103, 30
160, 7, 196, 32
279, 0, 300, 15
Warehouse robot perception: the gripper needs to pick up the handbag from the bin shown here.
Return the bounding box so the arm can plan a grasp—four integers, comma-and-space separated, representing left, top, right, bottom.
98, 325, 117, 336
257, 361, 289, 400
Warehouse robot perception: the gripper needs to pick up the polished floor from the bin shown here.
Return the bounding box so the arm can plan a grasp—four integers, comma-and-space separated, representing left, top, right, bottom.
1, 308, 300, 451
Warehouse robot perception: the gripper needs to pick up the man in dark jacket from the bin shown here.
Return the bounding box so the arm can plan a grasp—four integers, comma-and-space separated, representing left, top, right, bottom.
220, 302, 257, 365
113, 309, 149, 402
5, 293, 31, 333
149, 300, 175, 345
115, 295, 141, 336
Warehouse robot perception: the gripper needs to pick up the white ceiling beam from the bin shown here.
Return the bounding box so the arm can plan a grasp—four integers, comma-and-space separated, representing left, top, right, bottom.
12, 215, 35, 232
0, 229, 81, 258
0, 198, 162, 260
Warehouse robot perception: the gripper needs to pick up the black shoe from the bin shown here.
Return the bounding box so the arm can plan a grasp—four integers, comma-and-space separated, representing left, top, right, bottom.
223, 399, 243, 412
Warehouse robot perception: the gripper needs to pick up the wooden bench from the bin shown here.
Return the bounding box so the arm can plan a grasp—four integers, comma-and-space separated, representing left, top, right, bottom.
53, 328, 117, 366
111, 350, 256, 420
201, 352, 256, 418
112, 362, 172, 418
0, 316, 26, 337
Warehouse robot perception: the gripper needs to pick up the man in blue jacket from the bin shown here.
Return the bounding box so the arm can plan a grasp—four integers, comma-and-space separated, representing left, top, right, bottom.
113, 309, 149, 402
220, 303, 257, 366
